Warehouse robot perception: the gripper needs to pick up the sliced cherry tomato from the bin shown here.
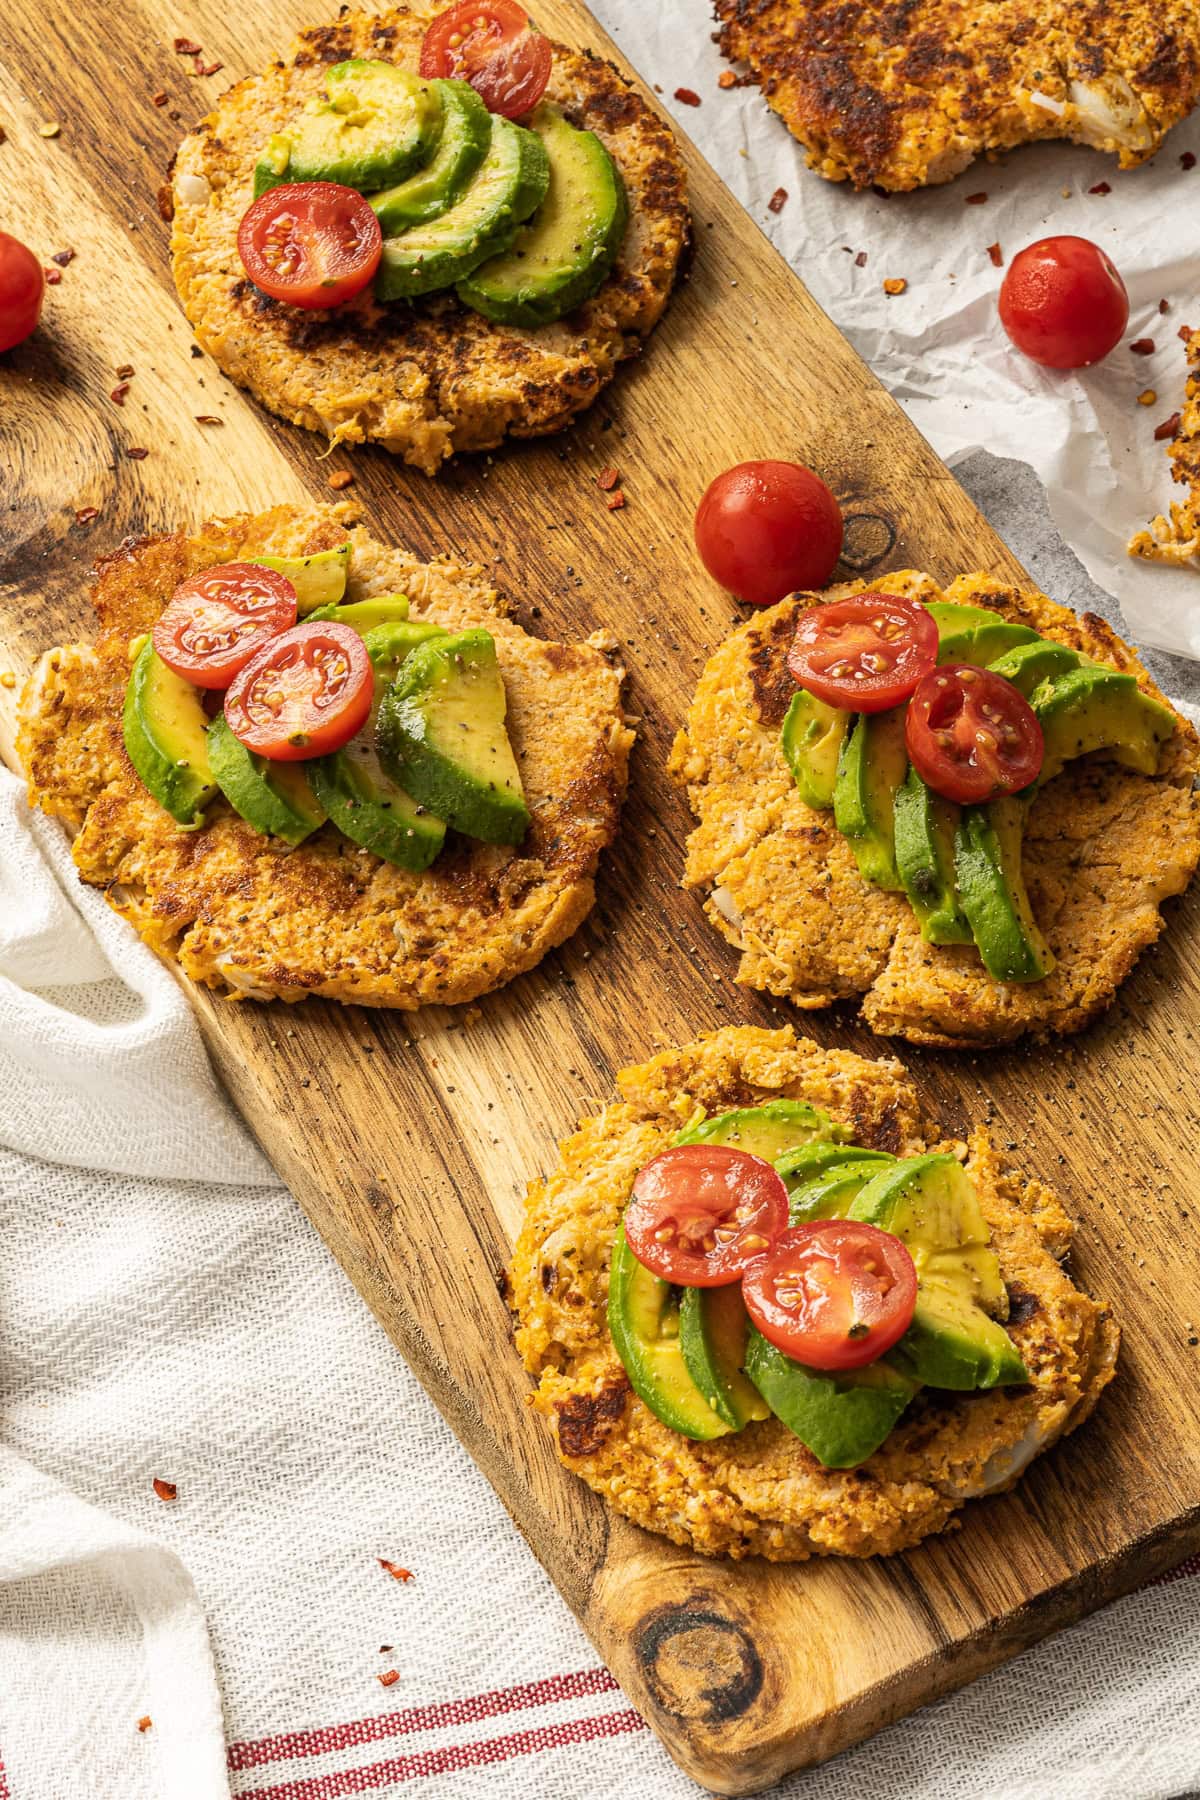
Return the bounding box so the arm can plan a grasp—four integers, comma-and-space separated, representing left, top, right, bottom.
906, 662, 1044, 804
787, 590, 938, 713
998, 236, 1129, 370
0, 232, 45, 353
419, 0, 552, 119
152, 563, 298, 690
624, 1145, 789, 1288
694, 461, 844, 608
741, 1220, 916, 1371
237, 183, 382, 310
224, 620, 373, 761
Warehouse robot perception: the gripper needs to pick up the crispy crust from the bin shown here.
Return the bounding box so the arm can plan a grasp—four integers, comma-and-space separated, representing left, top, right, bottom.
669, 571, 1200, 1047
510, 1025, 1118, 1561
168, 7, 690, 474
715, 0, 1200, 191
1129, 323, 1200, 567
16, 506, 634, 1007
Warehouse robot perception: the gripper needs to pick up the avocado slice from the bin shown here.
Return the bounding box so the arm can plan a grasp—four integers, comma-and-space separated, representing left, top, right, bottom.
309, 621, 449, 871
123, 639, 217, 827
370, 79, 491, 233
893, 765, 973, 946
955, 796, 1054, 982
781, 689, 849, 811
249, 545, 351, 617
833, 708, 908, 890
306, 593, 410, 630
925, 601, 1041, 668
849, 1154, 1028, 1391
255, 60, 441, 196
678, 1285, 771, 1431
788, 1156, 898, 1224
1032, 665, 1176, 785
987, 637, 1086, 698
206, 714, 326, 845
745, 1328, 919, 1468
375, 114, 549, 301
773, 1140, 892, 1192
607, 1225, 731, 1441
376, 628, 529, 845
457, 102, 627, 327
676, 1098, 839, 1161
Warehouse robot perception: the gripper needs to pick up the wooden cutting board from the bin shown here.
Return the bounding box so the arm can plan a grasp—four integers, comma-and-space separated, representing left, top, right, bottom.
3, 2, 1200, 1790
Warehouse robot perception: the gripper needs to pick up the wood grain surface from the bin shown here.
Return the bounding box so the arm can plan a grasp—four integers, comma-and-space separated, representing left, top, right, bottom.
2, 2, 1200, 1791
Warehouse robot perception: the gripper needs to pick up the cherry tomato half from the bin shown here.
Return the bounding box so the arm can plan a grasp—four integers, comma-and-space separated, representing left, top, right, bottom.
694, 460, 844, 608
624, 1145, 789, 1288
741, 1220, 917, 1372
224, 620, 373, 760
906, 662, 1044, 804
237, 183, 382, 310
786, 590, 938, 713
998, 236, 1129, 370
152, 563, 298, 690
0, 232, 45, 354
419, 0, 552, 119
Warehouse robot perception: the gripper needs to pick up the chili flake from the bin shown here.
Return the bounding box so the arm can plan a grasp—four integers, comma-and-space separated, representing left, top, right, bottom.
1180, 325, 1194, 343
986, 243, 1004, 267
1088, 181, 1112, 195
174, 36, 202, 54
606, 489, 626, 511
328, 469, 354, 490
1137, 388, 1157, 406
195, 414, 223, 425
717, 69, 736, 88
854, 250, 867, 268
200, 60, 223, 76
127, 446, 150, 460
378, 1670, 400, 1688
883, 277, 907, 295
767, 187, 788, 214
1154, 412, 1183, 441
674, 87, 701, 106
964, 191, 987, 204
153, 92, 169, 107
137, 1717, 152, 1733
51, 249, 75, 267
1159, 299, 1170, 315
116, 363, 135, 379
43, 267, 62, 285
1182, 151, 1197, 170
596, 465, 620, 491
378, 1559, 413, 1581
152, 1477, 176, 1500
75, 506, 100, 526
1130, 338, 1155, 354
0, 126, 6, 144
111, 382, 131, 406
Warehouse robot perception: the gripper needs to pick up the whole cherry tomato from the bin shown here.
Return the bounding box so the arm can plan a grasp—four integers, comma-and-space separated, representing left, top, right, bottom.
694, 460, 844, 607
998, 236, 1129, 370
0, 232, 45, 353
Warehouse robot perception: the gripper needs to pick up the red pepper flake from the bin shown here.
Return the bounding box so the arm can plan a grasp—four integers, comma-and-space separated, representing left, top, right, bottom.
75, 506, 100, 526
153, 91, 169, 107
378, 1670, 400, 1688
1182, 151, 1197, 170
0, 126, 6, 145
767, 186, 788, 214
200, 60, 223, 76
43, 267, 62, 285
1130, 338, 1156, 354
328, 469, 354, 490
173, 36, 202, 54
127, 446, 150, 461
51, 248, 75, 267
882, 277, 907, 295
152, 1476, 176, 1500
378, 1559, 413, 1581
674, 87, 701, 106
596, 465, 620, 491
854, 250, 867, 268
116, 363, 135, 379
964, 191, 988, 204
606, 489, 627, 511
1179, 324, 1194, 343
192, 54, 205, 75
717, 69, 736, 88
1154, 412, 1183, 441
1159, 299, 1170, 315
1088, 181, 1112, 195
137, 1717, 152, 1734
986, 243, 1004, 267
110, 382, 131, 406
195, 414, 223, 425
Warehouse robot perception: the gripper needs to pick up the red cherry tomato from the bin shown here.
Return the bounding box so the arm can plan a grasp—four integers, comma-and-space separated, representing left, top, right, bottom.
694, 460, 844, 607
152, 563, 298, 690
224, 621, 373, 761
419, 0, 552, 119
0, 232, 45, 353
998, 236, 1129, 370
237, 183, 382, 310
741, 1220, 916, 1371
786, 590, 938, 713
623, 1145, 789, 1289
906, 663, 1044, 804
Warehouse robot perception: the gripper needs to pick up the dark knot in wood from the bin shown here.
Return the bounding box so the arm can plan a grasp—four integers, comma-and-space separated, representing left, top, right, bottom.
838, 511, 898, 572
635, 1603, 763, 1723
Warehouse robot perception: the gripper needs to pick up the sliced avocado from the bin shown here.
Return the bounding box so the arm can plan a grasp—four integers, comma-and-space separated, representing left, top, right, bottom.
255, 60, 441, 196
833, 708, 908, 891
1032, 665, 1176, 785
249, 545, 350, 617
745, 1327, 919, 1468
679, 1285, 770, 1431
788, 1156, 898, 1225
893, 765, 973, 946
774, 1141, 892, 1191
607, 1225, 731, 1441
676, 1098, 839, 1161
987, 637, 1086, 698
457, 102, 627, 327
376, 628, 529, 845
206, 714, 326, 845
370, 79, 491, 232
375, 114, 549, 301
308, 621, 448, 871
955, 797, 1054, 982
307, 593, 410, 630
781, 689, 849, 811
849, 1154, 1028, 1390
122, 640, 217, 827
926, 601, 1041, 668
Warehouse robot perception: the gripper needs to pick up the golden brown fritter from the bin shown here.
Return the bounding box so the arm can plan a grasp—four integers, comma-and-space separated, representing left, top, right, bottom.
715, 0, 1200, 191
17, 506, 634, 1008
1129, 323, 1200, 567
511, 1025, 1118, 1561
168, 7, 689, 474
669, 571, 1200, 1047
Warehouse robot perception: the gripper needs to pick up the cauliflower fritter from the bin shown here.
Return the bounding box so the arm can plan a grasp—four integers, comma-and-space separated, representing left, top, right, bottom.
669, 572, 1200, 1047
510, 1026, 1117, 1561
168, 7, 689, 475
1129, 324, 1200, 568
715, 0, 1200, 190
17, 507, 633, 1008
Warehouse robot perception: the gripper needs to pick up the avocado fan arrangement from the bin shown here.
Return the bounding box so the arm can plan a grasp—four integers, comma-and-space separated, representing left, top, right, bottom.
124, 546, 530, 868
610, 1098, 1026, 1468
253, 59, 627, 324
782, 597, 1175, 982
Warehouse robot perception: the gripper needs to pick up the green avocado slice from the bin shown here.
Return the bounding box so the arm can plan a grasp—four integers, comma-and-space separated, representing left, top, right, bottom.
255, 60, 441, 195
987, 638, 1086, 698
306, 594, 411, 630
371, 79, 492, 233
1032, 665, 1176, 784
955, 797, 1053, 982
773, 1141, 891, 1191
675, 1098, 839, 1161
893, 765, 973, 946
781, 689, 849, 810
607, 1226, 731, 1441
925, 601, 1041, 668
678, 1285, 770, 1431
745, 1328, 919, 1468
249, 545, 350, 617
122, 640, 217, 827
833, 708, 908, 890
206, 715, 326, 845
787, 1156, 897, 1224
